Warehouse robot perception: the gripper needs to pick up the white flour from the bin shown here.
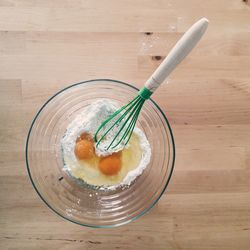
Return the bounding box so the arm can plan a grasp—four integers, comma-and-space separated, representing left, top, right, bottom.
61, 99, 151, 189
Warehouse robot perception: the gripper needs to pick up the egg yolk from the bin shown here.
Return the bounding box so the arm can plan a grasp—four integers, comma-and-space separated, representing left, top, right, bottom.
75, 139, 95, 160
99, 153, 122, 176
76, 132, 92, 142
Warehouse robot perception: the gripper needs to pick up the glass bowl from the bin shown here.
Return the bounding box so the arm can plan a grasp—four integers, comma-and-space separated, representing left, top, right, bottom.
26, 79, 175, 228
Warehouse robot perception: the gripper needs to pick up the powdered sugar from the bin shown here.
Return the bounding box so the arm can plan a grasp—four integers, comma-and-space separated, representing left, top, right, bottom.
61, 99, 151, 189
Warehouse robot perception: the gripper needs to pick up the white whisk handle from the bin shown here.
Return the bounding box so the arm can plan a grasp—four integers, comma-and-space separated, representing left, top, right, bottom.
145, 17, 209, 92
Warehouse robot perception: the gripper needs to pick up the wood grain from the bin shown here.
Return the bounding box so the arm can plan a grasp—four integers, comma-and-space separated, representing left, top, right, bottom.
0, 0, 250, 249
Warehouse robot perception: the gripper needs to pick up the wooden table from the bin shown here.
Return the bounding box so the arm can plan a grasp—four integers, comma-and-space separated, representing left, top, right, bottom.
1, 1, 250, 249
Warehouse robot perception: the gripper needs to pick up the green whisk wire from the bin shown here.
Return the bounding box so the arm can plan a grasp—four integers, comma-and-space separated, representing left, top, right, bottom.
107, 98, 145, 150
120, 100, 145, 147
94, 95, 141, 147
94, 87, 152, 150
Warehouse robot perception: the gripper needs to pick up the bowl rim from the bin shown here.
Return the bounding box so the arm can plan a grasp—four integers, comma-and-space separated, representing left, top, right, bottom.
25, 79, 175, 228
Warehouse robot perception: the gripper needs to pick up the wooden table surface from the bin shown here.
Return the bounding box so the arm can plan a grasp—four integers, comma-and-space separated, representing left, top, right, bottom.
1, 0, 250, 249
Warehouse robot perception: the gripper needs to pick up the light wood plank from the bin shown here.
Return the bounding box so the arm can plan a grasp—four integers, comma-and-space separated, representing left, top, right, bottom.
1, 0, 250, 249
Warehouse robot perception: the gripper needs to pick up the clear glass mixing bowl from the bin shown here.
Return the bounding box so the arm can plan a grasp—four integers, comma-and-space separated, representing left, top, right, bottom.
26, 79, 175, 228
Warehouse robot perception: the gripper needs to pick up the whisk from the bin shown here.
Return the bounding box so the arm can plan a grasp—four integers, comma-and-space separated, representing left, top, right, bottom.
95, 18, 209, 150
